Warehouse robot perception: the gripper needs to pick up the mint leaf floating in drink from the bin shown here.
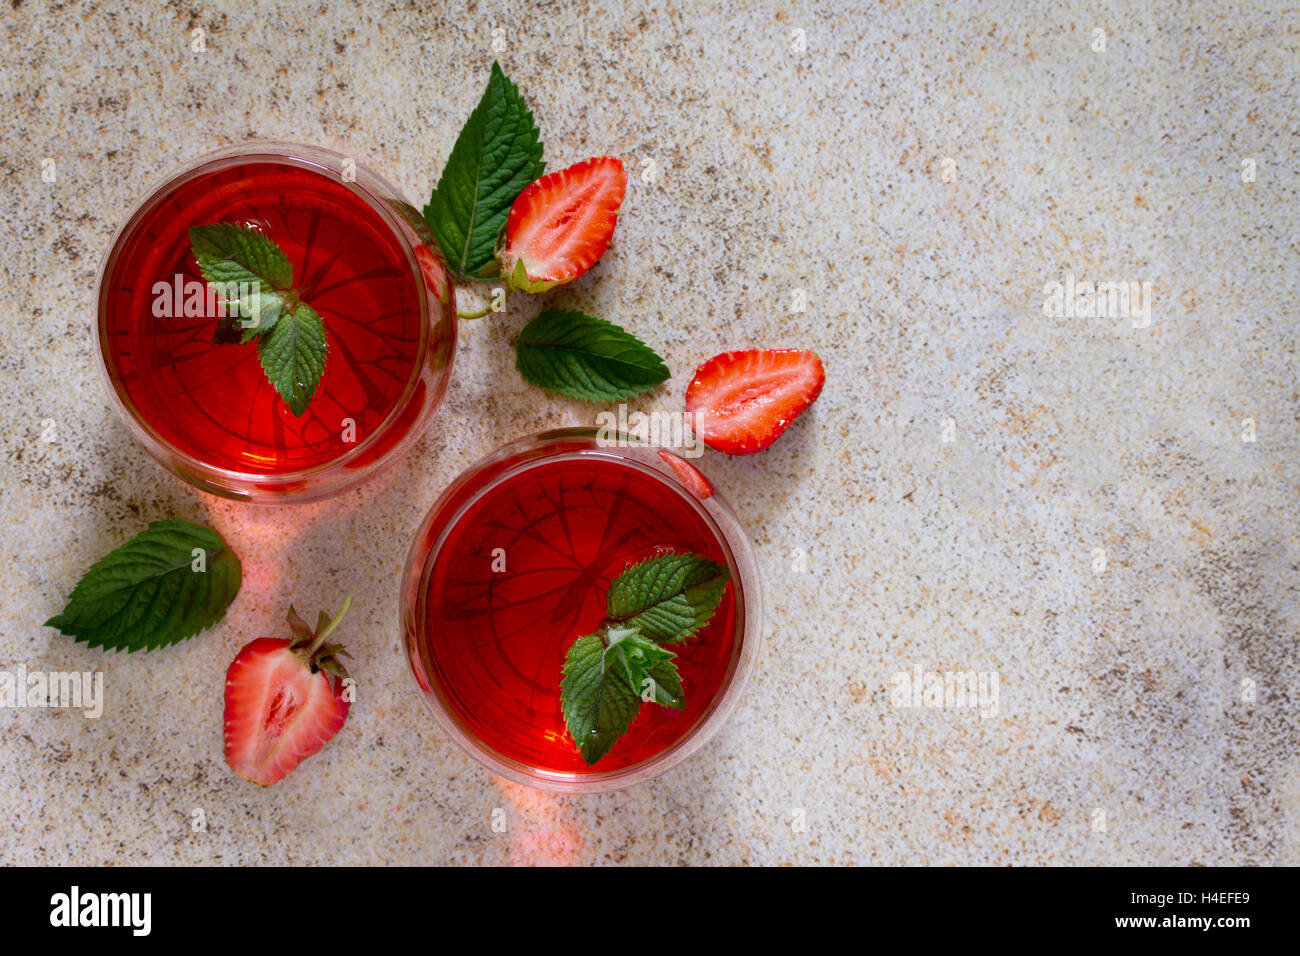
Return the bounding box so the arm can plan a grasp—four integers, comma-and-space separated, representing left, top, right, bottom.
606, 552, 730, 644
257, 301, 328, 417
424, 60, 545, 280
44, 518, 242, 652
515, 308, 669, 402
560, 630, 644, 766
559, 551, 730, 765
188, 223, 329, 416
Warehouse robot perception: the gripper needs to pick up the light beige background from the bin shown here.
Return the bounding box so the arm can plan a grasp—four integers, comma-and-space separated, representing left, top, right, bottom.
1, 0, 1296, 864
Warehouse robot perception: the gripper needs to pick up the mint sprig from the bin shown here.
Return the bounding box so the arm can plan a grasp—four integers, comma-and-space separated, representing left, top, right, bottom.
424, 61, 545, 280
559, 552, 730, 765
189, 223, 328, 416
191, 221, 293, 290
44, 518, 243, 653
515, 308, 670, 402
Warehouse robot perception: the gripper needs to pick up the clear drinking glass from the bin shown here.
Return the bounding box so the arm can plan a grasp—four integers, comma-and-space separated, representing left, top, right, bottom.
96, 142, 456, 502
401, 428, 763, 792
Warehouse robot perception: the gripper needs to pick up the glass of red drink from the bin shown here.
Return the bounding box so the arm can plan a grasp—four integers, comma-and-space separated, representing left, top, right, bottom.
401, 428, 762, 792
96, 142, 456, 502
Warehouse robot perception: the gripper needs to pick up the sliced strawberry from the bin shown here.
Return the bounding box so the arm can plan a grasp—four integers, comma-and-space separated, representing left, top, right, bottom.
658, 449, 714, 499
502, 157, 627, 293
224, 600, 353, 786
685, 349, 825, 455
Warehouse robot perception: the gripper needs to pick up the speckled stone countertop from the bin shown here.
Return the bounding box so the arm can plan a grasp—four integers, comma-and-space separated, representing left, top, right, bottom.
2, 0, 1296, 865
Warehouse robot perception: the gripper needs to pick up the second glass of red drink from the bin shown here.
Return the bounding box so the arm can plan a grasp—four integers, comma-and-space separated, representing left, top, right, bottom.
401, 428, 762, 792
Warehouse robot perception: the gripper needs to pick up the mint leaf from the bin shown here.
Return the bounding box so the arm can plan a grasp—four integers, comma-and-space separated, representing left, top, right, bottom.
258, 302, 327, 416
560, 631, 642, 765
190, 223, 294, 290
643, 656, 685, 709
424, 61, 545, 279
606, 553, 731, 644
605, 628, 684, 709
515, 308, 669, 402
190, 223, 293, 337
44, 518, 242, 653
211, 314, 246, 346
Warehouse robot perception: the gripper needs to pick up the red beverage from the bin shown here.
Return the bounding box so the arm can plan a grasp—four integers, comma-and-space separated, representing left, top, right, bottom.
97, 143, 455, 501
403, 431, 761, 790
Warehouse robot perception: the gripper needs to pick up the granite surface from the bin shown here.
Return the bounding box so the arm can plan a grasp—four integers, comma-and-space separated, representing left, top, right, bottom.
1, 0, 1297, 865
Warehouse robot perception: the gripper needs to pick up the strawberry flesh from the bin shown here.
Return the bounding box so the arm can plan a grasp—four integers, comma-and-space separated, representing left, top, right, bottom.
224, 637, 349, 786
503, 157, 627, 292
685, 349, 825, 455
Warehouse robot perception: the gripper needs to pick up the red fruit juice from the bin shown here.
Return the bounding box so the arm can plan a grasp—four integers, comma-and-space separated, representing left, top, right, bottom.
100, 160, 431, 477
421, 455, 741, 774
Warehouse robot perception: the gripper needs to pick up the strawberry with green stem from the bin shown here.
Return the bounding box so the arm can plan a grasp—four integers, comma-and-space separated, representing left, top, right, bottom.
499, 155, 627, 294
224, 597, 354, 786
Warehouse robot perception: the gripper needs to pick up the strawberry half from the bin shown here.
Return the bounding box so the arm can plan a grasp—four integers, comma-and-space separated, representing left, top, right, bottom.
501, 156, 627, 293
685, 349, 826, 455
224, 599, 354, 786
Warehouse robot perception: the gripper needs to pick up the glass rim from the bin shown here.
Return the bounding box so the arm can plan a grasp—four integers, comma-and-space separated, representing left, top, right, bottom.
94, 140, 452, 490
400, 427, 764, 793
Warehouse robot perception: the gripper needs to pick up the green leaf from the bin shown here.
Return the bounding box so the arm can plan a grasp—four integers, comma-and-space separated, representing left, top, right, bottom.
557, 550, 729, 765
211, 314, 245, 346
424, 61, 545, 279
515, 308, 669, 402
190, 222, 294, 290
560, 631, 642, 765
190, 223, 294, 337
606, 553, 731, 644
258, 302, 328, 416
606, 628, 684, 709
44, 518, 242, 653
237, 296, 288, 340
643, 656, 685, 710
